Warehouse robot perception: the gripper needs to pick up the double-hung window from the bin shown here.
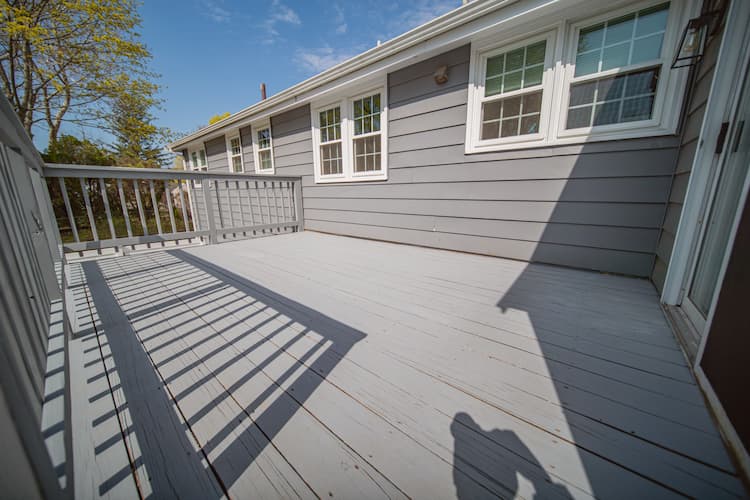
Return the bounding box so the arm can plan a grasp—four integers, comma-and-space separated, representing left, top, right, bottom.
312, 86, 388, 183
227, 134, 244, 173
467, 33, 555, 152
465, 1, 692, 152
563, 3, 670, 132
253, 123, 274, 174
190, 148, 207, 187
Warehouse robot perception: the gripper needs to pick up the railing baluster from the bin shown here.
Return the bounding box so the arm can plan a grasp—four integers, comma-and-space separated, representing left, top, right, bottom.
279, 181, 288, 222
236, 181, 246, 229
263, 181, 272, 228
59, 178, 79, 242
286, 181, 294, 222
117, 179, 133, 237
177, 180, 189, 232
79, 178, 98, 241
99, 178, 116, 239
149, 179, 162, 235
164, 180, 176, 233
201, 178, 217, 244
269, 181, 279, 226
245, 181, 256, 229
214, 179, 224, 231
133, 180, 148, 235
225, 180, 235, 230
293, 180, 304, 231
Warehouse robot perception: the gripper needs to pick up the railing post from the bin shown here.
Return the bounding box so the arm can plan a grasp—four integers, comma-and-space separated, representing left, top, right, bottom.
293, 179, 304, 232
201, 178, 217, 244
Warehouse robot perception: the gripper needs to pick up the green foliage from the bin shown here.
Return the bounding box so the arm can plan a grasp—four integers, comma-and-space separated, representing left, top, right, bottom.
0, 0, 166, 147
42, 134, 115, 165
208, 112, 231, 125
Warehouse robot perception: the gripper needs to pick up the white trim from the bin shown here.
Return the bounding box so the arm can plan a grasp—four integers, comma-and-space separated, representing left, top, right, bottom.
662, 0, 750, 306
466, 30, 558, 152
225, 131, 245, 173
311, 84, 388, 184
465, 0, 696, 154
188, 146, 207, 187
251, 122, 275, 175
694, 365, 750, 481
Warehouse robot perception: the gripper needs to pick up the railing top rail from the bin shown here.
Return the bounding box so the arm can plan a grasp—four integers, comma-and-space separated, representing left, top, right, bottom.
43, 163, 302, 182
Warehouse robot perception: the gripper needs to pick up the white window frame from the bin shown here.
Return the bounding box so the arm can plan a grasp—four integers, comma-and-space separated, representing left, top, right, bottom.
312, 84, 388, 184
189, 147, 208, 187
252, 122, 275, 174
464, 0, 697, 153
226, 132, 244, 173
466, 30, 558, 153
556, 0, 688, 142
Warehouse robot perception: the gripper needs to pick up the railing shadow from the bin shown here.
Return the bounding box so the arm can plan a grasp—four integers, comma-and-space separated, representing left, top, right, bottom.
80, 245, 366, 497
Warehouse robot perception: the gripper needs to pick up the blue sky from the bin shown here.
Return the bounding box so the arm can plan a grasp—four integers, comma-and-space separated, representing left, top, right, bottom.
37, 0, 461, 151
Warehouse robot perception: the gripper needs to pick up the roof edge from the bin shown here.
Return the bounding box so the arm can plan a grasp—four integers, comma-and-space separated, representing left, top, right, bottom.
168, 0, 515, 150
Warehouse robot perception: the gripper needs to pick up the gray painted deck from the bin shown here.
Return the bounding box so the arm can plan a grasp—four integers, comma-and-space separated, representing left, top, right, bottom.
66, 232, 745, 499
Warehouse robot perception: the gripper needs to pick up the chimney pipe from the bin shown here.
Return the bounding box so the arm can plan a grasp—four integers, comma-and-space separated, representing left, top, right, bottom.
260, 83, 267, 100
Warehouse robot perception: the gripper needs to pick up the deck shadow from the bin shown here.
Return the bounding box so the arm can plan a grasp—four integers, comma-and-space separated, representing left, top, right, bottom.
81, 246, 367, 496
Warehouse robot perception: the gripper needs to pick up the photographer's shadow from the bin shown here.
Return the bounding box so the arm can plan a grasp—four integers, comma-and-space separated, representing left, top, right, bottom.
451, 412, 573, 499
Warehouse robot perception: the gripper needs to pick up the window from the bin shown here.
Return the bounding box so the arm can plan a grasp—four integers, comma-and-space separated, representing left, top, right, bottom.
318, 105, 343, 176
465, 1, 692, 152
227, 134, 244, 173
312, 86, 388, 183
480, 39, 547, 141
189, 147, 207, 187
467, 32, 555, 151
252, 123, 274, 174
565, 3, 670, 130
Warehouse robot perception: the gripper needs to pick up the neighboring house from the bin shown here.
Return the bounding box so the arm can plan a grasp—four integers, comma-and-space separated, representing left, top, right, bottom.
170, 0, 750, 477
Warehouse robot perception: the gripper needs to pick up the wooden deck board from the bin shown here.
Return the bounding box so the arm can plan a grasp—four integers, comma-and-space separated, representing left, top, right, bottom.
69, 232, 746, 499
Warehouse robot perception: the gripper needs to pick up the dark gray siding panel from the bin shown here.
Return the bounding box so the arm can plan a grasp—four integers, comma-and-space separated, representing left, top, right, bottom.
265, 44, 681, 277
240, 126, 255, 172
651, 22, 724, 291
204, 135, 228, 173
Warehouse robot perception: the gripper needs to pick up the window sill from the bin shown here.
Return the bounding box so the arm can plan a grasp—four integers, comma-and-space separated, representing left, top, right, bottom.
465, 124, 678, 154
314, 172, 388, 184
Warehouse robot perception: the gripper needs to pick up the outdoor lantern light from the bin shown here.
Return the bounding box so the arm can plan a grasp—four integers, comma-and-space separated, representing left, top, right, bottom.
672, 2, 727, 69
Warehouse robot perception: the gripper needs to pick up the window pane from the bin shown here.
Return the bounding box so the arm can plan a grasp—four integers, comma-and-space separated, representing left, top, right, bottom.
486, 54, 504, 77
575, 3, 669, 77
484, 40, 546, 96
352, 94, 381, 136
601, 43, 630, 71
259, 150, 272, 170
320, 106, 341, 144
604, 15, 635, 45
567, 106, 593, 128
524, 65, 543, 87
481, 121, 500, 140
520, 114, 540, 135
636, 3, 670, 37
522, 92, 542, 114
353, 135, 381, 172
485, 76, 503, 97
320, 143, 342, 175
503, 71, 522, 92
232, 156, 242, 172
632, 33, 664, 65
502, 96, 521, 118
198, 150, 206, 166
257, 128, 271, 149
501, 118, 519, 137
483, 101, 502, 121
567, 67, 659, 128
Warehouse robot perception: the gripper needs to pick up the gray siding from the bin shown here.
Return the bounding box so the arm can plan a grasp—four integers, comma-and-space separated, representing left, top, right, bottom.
240, 125, 255, 172
204, 135, 228, 173
651, 20, 724, 290
287, 44, 679, 277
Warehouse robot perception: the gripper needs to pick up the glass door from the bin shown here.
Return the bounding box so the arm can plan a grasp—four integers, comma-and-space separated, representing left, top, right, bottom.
682, 67, 750, 335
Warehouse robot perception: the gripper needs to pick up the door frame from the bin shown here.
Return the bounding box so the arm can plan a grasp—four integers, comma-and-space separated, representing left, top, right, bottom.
662, 0, 750, 327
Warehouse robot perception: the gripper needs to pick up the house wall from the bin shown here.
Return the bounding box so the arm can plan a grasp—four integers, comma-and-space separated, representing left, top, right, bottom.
651, 17, 724, 291
269, 45, 679, 277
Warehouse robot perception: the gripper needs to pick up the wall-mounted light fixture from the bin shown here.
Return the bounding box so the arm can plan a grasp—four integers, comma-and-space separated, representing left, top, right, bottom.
434, 65, 449, 85
672, 1, 727, 69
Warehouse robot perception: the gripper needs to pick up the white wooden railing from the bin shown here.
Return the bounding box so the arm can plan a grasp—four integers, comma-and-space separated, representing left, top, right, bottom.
43, 164, 304, 253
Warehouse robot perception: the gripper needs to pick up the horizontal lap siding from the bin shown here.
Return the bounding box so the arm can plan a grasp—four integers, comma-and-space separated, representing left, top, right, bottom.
297, 44, 678, 276
205, 136, 228, 173
650, 27, 723, 291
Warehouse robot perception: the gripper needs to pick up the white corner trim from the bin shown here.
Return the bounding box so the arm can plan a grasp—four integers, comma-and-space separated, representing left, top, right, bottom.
662, 0, 750, 306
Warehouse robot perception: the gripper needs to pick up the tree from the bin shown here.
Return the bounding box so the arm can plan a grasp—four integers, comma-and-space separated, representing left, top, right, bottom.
106, 75, 172, 168
208, 111, 230, 125
0, 0, 156, 144
42, 134, 114, 165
